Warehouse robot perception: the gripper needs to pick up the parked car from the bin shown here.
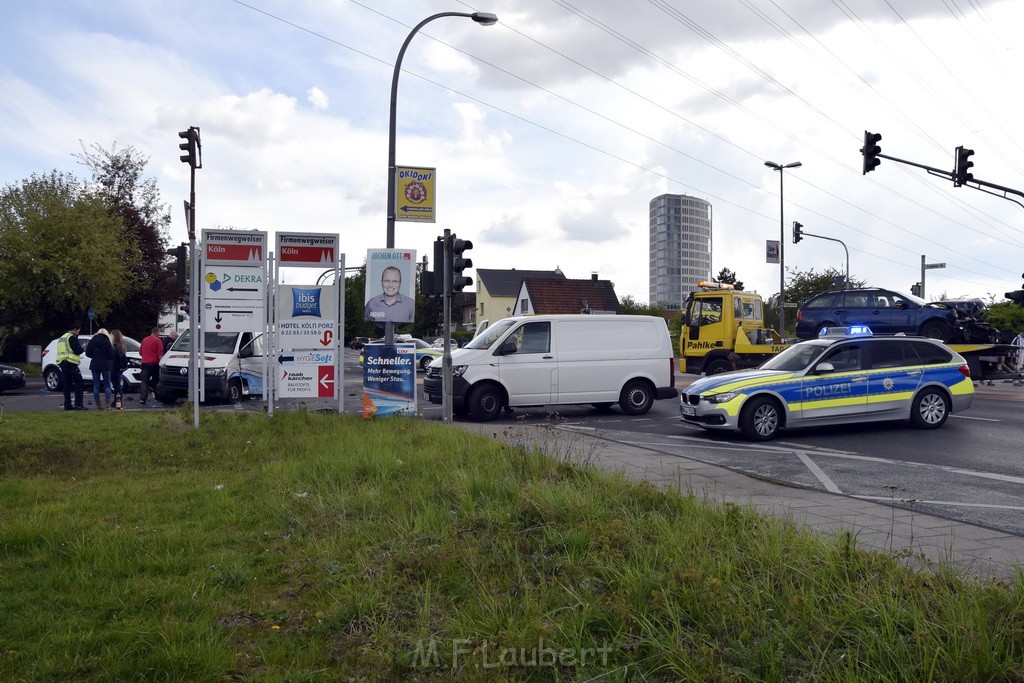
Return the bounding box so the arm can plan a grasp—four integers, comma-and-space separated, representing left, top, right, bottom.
0, 363, 27, 393
680, 328, 974, 440
794, 288, 958, 341
41, 334, 143, 393
360, 338, 443, 371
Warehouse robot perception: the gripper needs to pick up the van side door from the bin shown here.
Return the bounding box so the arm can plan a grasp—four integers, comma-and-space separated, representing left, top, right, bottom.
495, 321, 554, 406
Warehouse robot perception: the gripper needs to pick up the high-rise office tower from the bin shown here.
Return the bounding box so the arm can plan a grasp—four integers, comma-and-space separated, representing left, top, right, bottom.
649, 193, 712, 309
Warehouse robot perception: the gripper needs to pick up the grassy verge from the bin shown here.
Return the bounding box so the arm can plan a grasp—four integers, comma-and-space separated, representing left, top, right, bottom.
1, 409, 1022, 681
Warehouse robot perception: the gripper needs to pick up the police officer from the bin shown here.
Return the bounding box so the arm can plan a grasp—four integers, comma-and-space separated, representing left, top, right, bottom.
57, 322, 87, 410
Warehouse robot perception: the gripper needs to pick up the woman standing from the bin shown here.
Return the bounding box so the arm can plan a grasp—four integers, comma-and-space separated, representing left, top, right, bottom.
86, 328, 114, 410
110, 329, 128, 410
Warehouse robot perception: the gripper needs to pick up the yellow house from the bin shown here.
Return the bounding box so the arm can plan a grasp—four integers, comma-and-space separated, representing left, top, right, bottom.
474, 268, 565, 325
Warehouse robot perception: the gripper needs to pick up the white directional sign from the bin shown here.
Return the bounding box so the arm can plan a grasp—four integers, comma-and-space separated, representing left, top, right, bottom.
203, 266, 266, 301
203, 301, 266, 332
277, 350, 337, 398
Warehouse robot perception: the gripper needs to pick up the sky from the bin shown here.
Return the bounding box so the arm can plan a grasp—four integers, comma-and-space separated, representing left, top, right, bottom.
3, 0, 1023, 308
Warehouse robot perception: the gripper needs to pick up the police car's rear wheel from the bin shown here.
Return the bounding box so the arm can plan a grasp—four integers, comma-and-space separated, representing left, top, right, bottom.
740, 396, 782, 441
910, 388, 949, 429
419, 356, 432, 371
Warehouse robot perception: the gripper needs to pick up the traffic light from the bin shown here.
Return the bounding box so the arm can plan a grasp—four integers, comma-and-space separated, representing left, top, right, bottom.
166, 243, 188, 292
793, 221, 803, 244
449, 235, 473, 292
861, 131, 882, 175
911, 282, 922, 297
420, 236, 445, 298
954, 146, 975, 187
1006, 272, 1024, 307
178, 129, 196, 167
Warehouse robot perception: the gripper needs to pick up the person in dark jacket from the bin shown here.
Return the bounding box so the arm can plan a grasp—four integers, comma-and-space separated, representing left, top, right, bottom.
86, 328, 115, 410
109, 329, 129, 409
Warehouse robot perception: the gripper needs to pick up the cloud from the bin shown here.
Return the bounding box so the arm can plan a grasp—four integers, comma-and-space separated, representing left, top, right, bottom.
307, 87, 329, 111
480, 215, 530, 245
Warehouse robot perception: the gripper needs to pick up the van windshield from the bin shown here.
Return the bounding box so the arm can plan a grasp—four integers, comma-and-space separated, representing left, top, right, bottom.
172, 331, 240, 354
464, 319, 518, 350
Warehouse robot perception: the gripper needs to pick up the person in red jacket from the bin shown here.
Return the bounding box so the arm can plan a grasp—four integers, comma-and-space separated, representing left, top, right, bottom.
138, 326, 165, 405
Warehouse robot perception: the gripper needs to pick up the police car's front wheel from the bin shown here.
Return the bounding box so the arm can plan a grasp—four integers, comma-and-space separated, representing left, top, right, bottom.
910, 388, 949, 429
740, 396, 782, 441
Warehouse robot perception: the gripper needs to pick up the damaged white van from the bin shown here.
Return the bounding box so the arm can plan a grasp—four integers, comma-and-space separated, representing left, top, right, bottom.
423, 314, 676, 421
155, 330, 266, 404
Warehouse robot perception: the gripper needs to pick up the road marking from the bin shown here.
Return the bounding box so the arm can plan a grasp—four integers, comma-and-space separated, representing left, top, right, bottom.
941, 467, 1024, 485
796, 451, 842, 493
854, 496, 1024, 511
951, 414, 1000, 422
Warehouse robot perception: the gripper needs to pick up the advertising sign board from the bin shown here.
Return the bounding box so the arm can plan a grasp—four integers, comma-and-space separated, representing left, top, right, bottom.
276, 285, 338, 349
202, 301, 266, 332
202, 266, 266, 301
276, 232, 340, 267
766, 240, 780, 264
202, 229, 268, 266
394, 166, 436, 223
364, 249, 416, 324
361, 343, 416, 417
277, 350, 337, 398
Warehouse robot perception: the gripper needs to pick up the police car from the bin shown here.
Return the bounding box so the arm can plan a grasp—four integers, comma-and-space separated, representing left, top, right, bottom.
679, 327, 975, 441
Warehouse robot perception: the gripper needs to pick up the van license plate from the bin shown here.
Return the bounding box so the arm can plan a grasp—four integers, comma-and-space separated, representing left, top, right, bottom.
680, 406, 695, 417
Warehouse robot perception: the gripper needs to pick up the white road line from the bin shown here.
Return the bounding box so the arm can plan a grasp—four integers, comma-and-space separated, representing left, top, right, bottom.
796, 451, 842, 493
941, 467, 1024, 485
855, 496, 1024, 511
951, 414, 1000, 422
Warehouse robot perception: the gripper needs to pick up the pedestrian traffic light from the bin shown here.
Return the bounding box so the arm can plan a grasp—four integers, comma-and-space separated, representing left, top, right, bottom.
793, 221, 803, 244
166, 243, 188, 292
911, 282, 922, 297
861, 131, 882, 175
954, 146, 975, 187
449, 235, 473, 292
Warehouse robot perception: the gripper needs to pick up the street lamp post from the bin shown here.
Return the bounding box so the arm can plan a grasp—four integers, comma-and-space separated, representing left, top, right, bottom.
385, 11, 497, 344
764, 160, 801, 338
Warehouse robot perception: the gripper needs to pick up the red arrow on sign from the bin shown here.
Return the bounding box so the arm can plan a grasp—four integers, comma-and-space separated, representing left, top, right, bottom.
317, 366, 335, 398
320, 329, 333, 347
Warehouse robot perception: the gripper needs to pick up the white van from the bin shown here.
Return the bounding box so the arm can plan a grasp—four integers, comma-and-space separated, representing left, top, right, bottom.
155, 330, 266, 404
423, 314, 676, 421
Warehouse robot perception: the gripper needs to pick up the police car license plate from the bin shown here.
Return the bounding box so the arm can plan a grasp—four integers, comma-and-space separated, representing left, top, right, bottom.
680, 406, 695, 417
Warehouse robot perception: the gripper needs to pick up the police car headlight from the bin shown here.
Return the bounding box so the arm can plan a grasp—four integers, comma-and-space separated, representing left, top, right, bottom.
452, 365, 467, 378
705, 391, 740, 404
205, 367, 226, 377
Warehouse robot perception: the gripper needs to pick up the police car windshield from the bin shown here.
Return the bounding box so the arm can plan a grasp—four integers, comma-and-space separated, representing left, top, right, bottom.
760, 340, 831, 372
172, 331, 240, 354
464, 318, 518, 350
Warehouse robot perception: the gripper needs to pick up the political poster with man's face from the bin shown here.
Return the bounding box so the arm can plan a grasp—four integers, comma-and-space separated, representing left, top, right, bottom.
364, 249, 416, 324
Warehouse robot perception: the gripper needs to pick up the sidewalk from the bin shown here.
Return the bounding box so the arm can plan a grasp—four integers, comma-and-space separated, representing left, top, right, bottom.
458, 388, 1024, 583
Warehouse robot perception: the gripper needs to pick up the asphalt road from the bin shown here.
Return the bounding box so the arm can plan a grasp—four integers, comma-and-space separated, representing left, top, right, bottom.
5, 350, 1023, 536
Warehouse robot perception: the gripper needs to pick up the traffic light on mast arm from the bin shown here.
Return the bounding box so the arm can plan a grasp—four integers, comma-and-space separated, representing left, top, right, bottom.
177, 127, 202, 169
792, 221, 803, 244
861, 131, 882, 175
449, 235, 474, 292
954, 146, 975, 187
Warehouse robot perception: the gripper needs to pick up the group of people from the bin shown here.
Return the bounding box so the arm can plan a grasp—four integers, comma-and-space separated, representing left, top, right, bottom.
56, 324, 171, 411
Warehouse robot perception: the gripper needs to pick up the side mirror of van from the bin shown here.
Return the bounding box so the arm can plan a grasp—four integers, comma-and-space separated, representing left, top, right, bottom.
498, 341, 518, 355
239, 345, 254, 359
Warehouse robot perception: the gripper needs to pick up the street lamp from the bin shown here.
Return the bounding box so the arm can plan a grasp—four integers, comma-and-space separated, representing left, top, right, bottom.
384, 11, 497, 344
764, 160, 801, 338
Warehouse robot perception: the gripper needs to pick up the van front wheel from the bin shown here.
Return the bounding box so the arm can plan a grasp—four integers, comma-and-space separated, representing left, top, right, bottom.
468, 384, 504, 422
226, 379, 244, 404
619, 379, 654, 416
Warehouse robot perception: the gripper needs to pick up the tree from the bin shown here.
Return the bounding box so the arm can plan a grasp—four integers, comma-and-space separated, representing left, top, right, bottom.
75, 143, 173, 338
986, 301, 1024, 340
619, 295, 667, 317
716, 267, 744, 291
0, 171, 135, 357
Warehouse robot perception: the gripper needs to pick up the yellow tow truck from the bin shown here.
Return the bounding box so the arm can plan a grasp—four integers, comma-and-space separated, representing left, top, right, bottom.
679, 281, 1020, 381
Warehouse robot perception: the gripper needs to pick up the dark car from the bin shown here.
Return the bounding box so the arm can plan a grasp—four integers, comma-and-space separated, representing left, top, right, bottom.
795, 288, 958, 341
349, 336, 370, 350
0, 363, 27, 393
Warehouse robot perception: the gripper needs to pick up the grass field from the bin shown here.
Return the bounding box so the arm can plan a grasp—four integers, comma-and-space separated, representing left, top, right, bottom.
1, 409, 1022, 681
